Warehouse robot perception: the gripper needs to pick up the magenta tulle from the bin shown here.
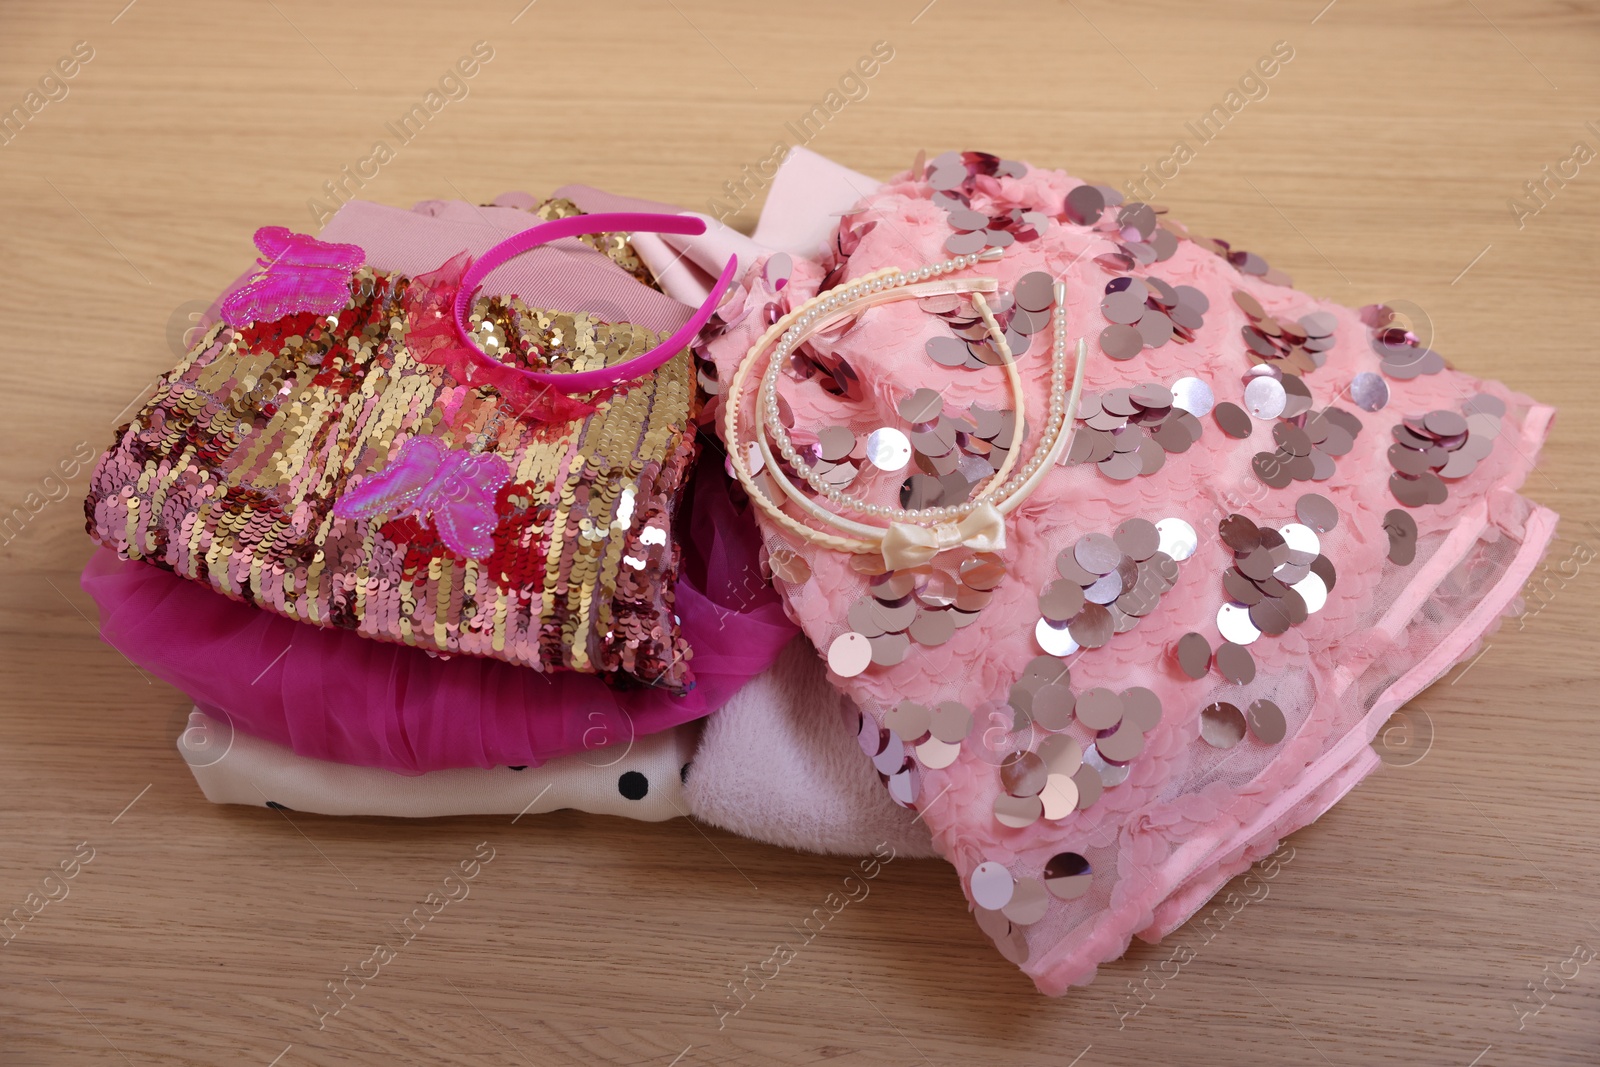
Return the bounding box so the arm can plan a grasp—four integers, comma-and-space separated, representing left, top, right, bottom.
82, 458, 797, 773
403, 249, 483, 385
405, 248, 604, 422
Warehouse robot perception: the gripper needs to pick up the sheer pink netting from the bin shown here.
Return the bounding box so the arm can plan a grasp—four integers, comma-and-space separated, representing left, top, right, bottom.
83, 450, 796, 775
696, 159, 1558, 993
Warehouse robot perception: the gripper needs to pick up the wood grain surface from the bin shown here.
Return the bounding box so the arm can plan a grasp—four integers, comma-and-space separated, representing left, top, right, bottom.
1, 1, 1596, 1063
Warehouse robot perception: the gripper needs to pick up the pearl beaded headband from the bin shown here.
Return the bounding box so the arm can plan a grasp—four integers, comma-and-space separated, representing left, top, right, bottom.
725, 252, 1089, 568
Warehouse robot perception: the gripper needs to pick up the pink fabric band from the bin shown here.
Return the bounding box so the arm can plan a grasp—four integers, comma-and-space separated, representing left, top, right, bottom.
453, 212, 737, 393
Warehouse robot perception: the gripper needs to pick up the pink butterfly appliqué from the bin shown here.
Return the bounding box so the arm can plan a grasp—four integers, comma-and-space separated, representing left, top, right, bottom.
333, 437, 511, 560
220, 226, 367, 327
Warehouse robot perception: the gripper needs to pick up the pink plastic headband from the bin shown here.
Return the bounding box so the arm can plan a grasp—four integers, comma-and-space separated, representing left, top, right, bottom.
453, 212, 737, 393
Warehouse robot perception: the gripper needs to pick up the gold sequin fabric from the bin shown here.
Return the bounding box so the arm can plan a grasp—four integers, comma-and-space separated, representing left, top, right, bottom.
530, 197, 653, 285
84, 266, 698, 691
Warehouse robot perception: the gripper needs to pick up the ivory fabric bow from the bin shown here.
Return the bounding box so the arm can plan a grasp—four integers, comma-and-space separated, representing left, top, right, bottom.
879, 502, 1007, 570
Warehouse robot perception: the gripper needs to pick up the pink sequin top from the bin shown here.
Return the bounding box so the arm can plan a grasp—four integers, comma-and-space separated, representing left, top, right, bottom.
84, 199, 703, 690
696, 151, 1558, 993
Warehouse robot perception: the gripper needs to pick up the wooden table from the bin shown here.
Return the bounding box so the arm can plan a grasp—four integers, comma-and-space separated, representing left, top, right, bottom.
3, 1, 1596, 1063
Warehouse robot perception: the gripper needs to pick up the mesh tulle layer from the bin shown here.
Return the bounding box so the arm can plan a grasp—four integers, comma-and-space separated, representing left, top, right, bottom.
1024, 491, 1555, 991
81, 453, 797, 774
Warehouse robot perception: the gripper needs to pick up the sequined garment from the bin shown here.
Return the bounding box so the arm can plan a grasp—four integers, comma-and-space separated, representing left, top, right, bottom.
530, 196, 654, 284
697, 150, 1557, 993
85, 261, 698, 691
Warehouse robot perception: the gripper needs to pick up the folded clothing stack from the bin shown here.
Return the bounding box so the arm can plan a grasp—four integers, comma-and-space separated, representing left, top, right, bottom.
81, 149, 1555, 994
83, 181, 935, 858
174, 634, 939, 859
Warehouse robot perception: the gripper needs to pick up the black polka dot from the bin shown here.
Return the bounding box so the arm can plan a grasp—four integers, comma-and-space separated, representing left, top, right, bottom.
507, 765, 527, 771
265, 801, 292, 811
618, 771, 649, 801
680, 762, 691, 784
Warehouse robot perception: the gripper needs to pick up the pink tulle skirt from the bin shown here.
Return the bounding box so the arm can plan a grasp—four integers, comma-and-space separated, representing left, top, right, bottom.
82, 456, 797, 774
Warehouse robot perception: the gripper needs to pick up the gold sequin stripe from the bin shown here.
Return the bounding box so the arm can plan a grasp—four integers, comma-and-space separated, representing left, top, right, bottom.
427, 554, 448, 650
596, 351, 692, 666
444, 557, 465, 644
552, 310, 622, 670
168, 320, 228, 382
198, 492, 235, 595
133, 463, 163, 559
304, 517, 335, 626
197, 342, 272, 413
589, 329, 689, 665
209, 508, 242, 599
245, 401, 305, 495
546, 458, 582, 671
460, 559, 481, 639
556, 328, 684, 673
449, 388, 524, 655
518, 307, 610, 670
501, 338, 583, 667
307, 371, 409, 508
317, 373, 431, 523
349, 556, 366, 634
417, 554, 437, 646
292, 375, 395, 627
177, 468, 215, 578
579, 377, 646, 667
248, 519, 286, 607
146, 398, 222, 573
499, 406, 571, 662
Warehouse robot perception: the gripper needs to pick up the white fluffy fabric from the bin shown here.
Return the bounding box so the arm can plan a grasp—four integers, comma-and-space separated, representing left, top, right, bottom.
684, 637, 939, 859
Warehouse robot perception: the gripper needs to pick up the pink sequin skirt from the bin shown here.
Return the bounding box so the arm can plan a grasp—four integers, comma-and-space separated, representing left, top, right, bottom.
696, 152, 1558, 992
